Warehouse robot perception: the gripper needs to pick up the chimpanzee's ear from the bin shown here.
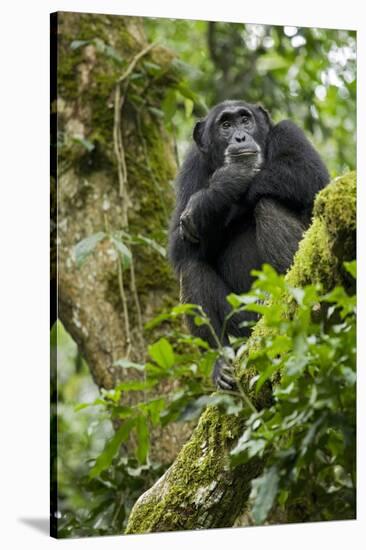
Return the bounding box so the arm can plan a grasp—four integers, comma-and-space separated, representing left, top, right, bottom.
193, 119, 208, 153
256, 104, 273, 129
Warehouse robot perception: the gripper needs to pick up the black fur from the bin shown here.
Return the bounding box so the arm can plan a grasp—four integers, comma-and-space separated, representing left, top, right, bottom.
168, 100, 329, 390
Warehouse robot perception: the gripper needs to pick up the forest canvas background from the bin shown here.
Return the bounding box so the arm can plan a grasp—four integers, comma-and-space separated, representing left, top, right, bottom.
51, 12, 356, 538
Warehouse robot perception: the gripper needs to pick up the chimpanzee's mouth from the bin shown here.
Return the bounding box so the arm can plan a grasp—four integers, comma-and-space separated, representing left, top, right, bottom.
226, 150, 257, 158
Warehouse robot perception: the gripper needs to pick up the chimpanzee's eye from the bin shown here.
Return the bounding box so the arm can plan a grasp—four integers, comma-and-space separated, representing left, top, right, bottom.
242, 116, 250, 125
222, 121, 231, 129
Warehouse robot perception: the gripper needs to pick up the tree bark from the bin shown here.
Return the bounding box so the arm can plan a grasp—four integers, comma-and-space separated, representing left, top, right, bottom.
53, 12, 190, 462
125, 172, 356, 533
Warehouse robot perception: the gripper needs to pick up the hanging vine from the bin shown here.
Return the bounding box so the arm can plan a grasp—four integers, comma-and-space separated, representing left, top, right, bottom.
112, 43, 158, 356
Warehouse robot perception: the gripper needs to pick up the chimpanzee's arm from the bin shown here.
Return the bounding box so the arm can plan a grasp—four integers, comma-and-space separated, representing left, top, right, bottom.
245, 121, 329, 210
168, 146, 214, 262
179, 157, 260, 249
169, 143, 257, 259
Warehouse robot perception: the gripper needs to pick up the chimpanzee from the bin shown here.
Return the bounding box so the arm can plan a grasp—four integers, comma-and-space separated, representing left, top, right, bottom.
168, 100, 329, 390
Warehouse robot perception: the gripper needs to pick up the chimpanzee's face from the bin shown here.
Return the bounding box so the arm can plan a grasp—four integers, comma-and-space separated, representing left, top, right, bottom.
215, 104, 262, 163
193, 100, 272, 170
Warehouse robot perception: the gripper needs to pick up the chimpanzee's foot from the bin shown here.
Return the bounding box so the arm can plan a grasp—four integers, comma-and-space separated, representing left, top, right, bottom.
212, 358, 237, 391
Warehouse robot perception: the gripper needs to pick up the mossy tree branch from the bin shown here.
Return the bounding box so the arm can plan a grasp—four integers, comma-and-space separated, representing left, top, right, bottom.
125, 172, 356, 534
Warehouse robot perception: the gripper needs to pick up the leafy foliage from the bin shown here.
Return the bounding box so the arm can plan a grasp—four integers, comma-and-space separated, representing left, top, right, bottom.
230, 262, 356, 523
145, 20, 356, 175
72, 229, 165, 271
55, 302, 241, 536
56, 260, 355, 534
73, 232, 106, 267
74, 302, 244, 478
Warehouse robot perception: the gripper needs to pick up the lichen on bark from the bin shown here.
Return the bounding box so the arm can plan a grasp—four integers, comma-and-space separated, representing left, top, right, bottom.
125, 171, 356, 534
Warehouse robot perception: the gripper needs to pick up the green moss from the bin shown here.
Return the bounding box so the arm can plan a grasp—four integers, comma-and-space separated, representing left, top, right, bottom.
126, 407, 249, 533
58, 11, 180, 325
288, 172, 356, 290
314, 171, 356, 235
287, 217, 337, 287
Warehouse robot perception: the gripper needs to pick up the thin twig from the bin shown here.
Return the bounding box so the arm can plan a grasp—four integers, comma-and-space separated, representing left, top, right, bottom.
117, 259, 132, 358
236, 379, 258, 415
117, 42, 157, 84
113, 83, 128, 206
130, 257, 145, 347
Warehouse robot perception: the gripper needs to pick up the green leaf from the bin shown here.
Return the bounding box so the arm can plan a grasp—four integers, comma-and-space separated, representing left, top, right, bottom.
184, 98, 194, 118
231, 423, 267, 462
74, 402, 90, 412
194, 316, 208, 327
138, 398, 166, 426
73, 232, 106, 267
257, 53, 290, 73
70, 39, 90, 50
72, 136, 95, 152
134, 234, 166, 257
111, 405, 133, 420
323, 286, 356, 318
113, 359, 145, 372
171, 58, 199, 80
288, 286, 305, 305
226, 293, 258, 308
162, 89, 177, 123
148, 107, 165, 119
89, 419, 135, 478
278, 489, 289, 507
245, 439, 267, 459
344, 260, 356, 279
93, 38, 105, 52
176, 81, 199, 102
178, 394, 241, 422
129, 93, 145, 106
250, 466, 280, 524
255, 363, 282, 393
103, 45, 123, 64
144, 312, 171, 330
115, 379, 157, 392
111, 235, 132, 269
148, 338, 175, 369
135, 415, 149, 463
340, 366, 356, 386
143, 60, 162, 75
178, 334, 210, 350
171, 303, 200, 316
177, 395, 211, 421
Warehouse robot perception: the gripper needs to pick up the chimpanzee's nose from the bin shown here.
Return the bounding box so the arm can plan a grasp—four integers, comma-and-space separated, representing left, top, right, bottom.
235, 134, 246, 143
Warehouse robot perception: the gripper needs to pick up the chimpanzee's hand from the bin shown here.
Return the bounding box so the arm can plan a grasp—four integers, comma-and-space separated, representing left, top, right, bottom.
179, 152, 264, 243
179, 191, 204, 243
224, 150, 264, 178
212, 357, 237, 391
210, 152, 263, 198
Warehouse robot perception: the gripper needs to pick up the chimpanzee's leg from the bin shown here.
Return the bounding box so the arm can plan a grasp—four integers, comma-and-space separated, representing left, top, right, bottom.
180, 259, 246, 390
180, 259, 232, 346
254, 198, 307, 273
222, 199, 307, 338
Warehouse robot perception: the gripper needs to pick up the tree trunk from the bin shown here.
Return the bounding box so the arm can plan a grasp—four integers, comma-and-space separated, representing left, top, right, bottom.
125, 172, 356, 533
53, 12, 190, 463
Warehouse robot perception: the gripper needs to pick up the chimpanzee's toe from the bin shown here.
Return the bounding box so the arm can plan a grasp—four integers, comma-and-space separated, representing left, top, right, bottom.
213, 359, 237, 391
